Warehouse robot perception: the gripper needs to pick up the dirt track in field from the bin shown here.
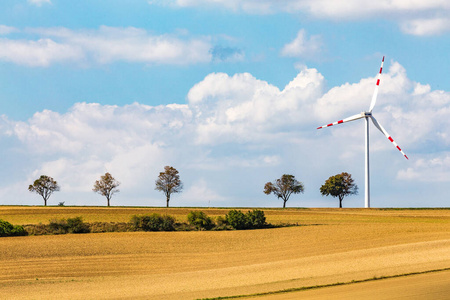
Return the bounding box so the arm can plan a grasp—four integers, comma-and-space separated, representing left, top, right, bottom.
0, 208, 449, 299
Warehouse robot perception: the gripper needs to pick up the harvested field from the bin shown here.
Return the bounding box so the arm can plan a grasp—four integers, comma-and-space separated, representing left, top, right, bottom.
0, 207, 449, 299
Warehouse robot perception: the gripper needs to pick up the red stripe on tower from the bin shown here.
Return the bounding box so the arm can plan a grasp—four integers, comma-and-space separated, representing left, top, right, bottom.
376, 79, 380, 85
327, 123, 333, 127
338, 120, 343, 124
379, 67, 383, 73
382, 56, 385, 62
388, 137, 394, 142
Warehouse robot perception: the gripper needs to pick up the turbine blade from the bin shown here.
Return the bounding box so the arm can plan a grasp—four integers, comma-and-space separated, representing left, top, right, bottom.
370, 115, 409, 160
369, 56, 384, 113
317, 113, 364, 129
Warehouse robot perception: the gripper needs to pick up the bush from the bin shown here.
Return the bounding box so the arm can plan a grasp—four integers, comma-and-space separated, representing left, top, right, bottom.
226, 210, 249, 230
159, 215, 176, 231
67, 217, 90, 233
187, 211, 214, 230
246, 209, 266, 229
49, 217, 90, 234
215, 215, 227, 226
225, 209, 267, 230
131, 214, 175, 231
49, 219, 69, 234
0, 219, 27, 237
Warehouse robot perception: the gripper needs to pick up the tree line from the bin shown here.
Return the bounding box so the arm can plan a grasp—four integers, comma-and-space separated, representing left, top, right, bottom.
28, 166, 358, 208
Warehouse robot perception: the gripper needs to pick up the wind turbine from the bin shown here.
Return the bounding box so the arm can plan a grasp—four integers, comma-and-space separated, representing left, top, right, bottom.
317, 57, 408, 208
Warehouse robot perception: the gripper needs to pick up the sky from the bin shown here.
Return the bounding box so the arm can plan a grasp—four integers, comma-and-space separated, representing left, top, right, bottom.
0, 0, 449, 208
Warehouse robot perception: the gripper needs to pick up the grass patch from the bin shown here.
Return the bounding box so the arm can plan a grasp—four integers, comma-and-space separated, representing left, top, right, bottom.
197, 268, 450, 300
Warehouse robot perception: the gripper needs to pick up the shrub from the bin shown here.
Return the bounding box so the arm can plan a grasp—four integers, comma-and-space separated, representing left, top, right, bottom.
0, 219, 27, 237
215, 215, 227, 226
225, 209, 267, 230
226, 210, 249, 230
246, 209, 266, 229
49, 218, 70, 234
159, 215, 176, 231
131, 214, 175, 231
11, 225, 27, 236
187, 211, 213, 230
48, 217, 90, 234
67, 217, 90, 233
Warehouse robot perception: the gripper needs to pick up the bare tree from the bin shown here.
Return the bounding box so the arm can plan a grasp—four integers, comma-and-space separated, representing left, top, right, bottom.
28, 175, 60, 206
264, 174, 304, 208
93, 172, 120, 207
320, 172, 358, 208
155, 166, 183, 207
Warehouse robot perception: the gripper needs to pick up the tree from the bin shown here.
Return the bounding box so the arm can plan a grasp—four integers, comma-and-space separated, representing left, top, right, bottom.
320, 172, 358, 208
264, 174, 304, 208
93, 172, 120, 207
28, 175, 60, 206
155, 166, 183, 207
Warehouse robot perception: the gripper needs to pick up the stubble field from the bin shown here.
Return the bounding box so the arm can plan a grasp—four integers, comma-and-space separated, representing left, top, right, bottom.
0, 207, 449, 299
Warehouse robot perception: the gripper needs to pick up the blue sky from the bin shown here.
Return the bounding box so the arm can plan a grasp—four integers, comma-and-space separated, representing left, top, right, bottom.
0, 0, 449, 208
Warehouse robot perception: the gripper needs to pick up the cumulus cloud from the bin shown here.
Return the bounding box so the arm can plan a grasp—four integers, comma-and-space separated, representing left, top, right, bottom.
0, 26, 212, 67
1, 61, 449, 206
159, 0, 450, 35
281, 29, 323, 59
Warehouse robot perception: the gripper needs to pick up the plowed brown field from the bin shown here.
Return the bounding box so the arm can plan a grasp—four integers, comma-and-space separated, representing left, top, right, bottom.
1, 207, 449, 299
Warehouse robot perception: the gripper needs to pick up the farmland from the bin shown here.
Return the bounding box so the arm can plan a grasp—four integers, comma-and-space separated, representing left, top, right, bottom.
0, 207, 449, 299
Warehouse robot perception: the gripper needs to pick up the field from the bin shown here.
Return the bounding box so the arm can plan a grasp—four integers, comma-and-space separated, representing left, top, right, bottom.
1, 207, 449, 299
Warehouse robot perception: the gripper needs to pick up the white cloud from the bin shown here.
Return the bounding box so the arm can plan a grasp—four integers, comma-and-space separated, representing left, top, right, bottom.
0, 38, 83, 67
187, 68, 324, 144
0, 26, 212, 67
400, 18, 450, 36
160, 0, 450, 35
1, 61, 450, 206
397, 154, 450, 182
0, 25, 18, 35
28, 0, 51, 6
281, 29, 323, 58
182, 179, 226, 205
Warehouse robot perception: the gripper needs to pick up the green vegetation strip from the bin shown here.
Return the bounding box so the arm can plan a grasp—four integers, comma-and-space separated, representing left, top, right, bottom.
197, 268, 450, 300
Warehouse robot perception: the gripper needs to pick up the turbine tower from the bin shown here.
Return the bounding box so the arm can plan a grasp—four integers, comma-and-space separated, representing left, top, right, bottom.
317, 57, 408, 208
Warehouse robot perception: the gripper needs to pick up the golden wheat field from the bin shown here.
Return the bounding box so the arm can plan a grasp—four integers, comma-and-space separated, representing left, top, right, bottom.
1, 206, 449, 299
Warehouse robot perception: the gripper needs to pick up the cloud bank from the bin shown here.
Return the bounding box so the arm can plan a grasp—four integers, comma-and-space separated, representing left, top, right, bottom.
0, 26, 212, 67
162, 0, 450, 36
1, 61, 449, 206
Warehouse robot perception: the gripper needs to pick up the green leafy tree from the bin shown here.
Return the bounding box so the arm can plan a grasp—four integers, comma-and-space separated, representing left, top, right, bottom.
155, 166, 183, 207
320, 172, 358, 208
264, 174, 304, 208
28, 175, 60, 206
93, 172, 120, 207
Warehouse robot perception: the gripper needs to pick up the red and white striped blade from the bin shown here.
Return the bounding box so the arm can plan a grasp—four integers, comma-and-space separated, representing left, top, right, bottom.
317, 113, 364, 129
370, 115, 409, 159
369, 56, 384, 113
